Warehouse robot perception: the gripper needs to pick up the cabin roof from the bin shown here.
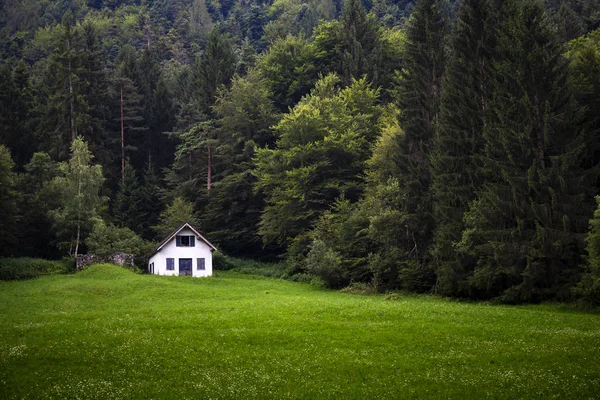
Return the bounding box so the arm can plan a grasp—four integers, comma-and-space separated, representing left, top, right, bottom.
151, 222, 217, 256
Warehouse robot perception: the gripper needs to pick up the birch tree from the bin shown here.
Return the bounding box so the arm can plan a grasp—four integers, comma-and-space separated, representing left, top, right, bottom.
48, 137, 105, 257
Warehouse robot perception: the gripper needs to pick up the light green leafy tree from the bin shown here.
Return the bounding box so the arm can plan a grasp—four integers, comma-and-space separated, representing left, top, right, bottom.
255, 73, 382, 257
86, 218, 152, 261
152, 197, 200, 238
47, 137, 105, 257
574, 196, 600, 306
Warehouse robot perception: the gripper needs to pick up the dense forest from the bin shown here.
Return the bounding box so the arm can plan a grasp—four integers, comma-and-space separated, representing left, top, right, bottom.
2, 0, 600, 304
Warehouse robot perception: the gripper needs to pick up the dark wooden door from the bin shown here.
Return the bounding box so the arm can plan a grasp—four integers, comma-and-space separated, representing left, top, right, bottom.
179, 259, 192, 276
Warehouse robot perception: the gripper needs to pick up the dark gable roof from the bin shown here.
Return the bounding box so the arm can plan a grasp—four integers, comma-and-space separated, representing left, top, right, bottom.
151, 222, 217, 256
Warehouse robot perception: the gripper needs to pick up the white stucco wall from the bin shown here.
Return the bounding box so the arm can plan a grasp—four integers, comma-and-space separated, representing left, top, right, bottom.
148, 227, 213, 277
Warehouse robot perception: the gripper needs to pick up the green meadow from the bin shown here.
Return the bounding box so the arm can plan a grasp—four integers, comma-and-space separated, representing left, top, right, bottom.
0, 264, 599, 399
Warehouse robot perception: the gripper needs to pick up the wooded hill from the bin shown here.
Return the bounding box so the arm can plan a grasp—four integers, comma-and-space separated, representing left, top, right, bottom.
2, 0, 600, 304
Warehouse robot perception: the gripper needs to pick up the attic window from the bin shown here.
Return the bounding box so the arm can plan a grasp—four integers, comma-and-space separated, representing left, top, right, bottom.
176, 235, 195, 247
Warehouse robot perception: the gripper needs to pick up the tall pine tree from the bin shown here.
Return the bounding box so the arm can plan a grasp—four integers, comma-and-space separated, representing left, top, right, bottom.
431, 0, 494, 296
395, 0, 447, 290
458, 0, 597, 302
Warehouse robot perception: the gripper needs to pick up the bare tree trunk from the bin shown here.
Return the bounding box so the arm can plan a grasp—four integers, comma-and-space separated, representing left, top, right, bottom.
121, 85, 125, 185
68, 37, 77, 142
207, 144, 212, 190
74, 222, 81, 258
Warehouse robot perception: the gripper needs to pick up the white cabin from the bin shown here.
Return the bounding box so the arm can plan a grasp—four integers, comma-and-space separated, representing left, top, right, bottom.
148, 222, 217, 277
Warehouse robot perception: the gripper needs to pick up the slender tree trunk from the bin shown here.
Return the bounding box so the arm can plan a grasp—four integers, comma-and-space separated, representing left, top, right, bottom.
68, 38, 77, 142
74, 164, 83, 258
121, 84, 125, 185
74, 222, 81, 258
207, 144, 212, 190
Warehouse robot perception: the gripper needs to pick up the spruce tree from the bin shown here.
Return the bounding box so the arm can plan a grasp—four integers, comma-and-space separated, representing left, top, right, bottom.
137, 160, 164, 241
431, 0, 494, 296
395, 0, 446, 289
113, 46, 146, 185
113, 161, 143, 234
459, 0, 597, 302
38, 14, 90, 160
195, 27, 237, 117
0, 146, 20, 256
339, 0, 382, 86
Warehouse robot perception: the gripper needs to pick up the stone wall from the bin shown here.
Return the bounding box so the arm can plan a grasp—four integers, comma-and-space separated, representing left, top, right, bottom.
76, 252, 134, 271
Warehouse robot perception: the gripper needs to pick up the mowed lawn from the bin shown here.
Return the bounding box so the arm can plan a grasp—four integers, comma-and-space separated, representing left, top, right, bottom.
0, 265, 599, 399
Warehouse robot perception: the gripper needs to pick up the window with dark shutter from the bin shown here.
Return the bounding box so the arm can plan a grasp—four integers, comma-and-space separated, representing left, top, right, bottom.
176, 235, 194, 247
177, 235, 191, 247
167, 258, 174, 270
197, 258, 205, 270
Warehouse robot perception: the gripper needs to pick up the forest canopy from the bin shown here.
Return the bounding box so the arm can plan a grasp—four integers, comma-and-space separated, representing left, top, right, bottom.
2, 0, 600, 304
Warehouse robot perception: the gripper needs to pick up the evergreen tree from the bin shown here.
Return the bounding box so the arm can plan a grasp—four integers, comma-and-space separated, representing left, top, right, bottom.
0, 61, 34, 167
189, 0, 214, 43
112, 45, 146, 185
430, 0, 493, 296
195, 27, 237, 117
18, 152, 60, 259
554, 1, 586, 42
137, 160, 165, 240
339, 0, 382, 86
458, 0, 597, 302
202, 70, 281, 257
148, 77, 176, 172
395, 0, 447, 288
37, 14, 90, 160
113, 161, 144, 233
79, 20, 109, 149
0, 146, 20, 256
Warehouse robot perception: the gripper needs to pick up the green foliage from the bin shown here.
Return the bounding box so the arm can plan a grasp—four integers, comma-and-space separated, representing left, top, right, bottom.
0, 257, 71, 281
311, 197, 371, 283
256, 34, 317, 111
136, 161, 165, 240
47, 137, 105, 257
85, 218, 150, 260
152, 197, 200, 238
212, 252, 288, 278
458, 0, 597, 302
0, 146, 20, 256
195, 27, 237, 116
2, 0, 600, 303
201, 70, 281, 257
304, 238, 348, 288
17, 152, 61, 259
255, 73, 382, 251
395, 0, 447, 270
574, 196, 600, 306
431, 0, 493, 296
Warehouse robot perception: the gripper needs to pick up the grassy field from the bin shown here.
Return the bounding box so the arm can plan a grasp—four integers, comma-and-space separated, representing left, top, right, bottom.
0, 265, 599, 399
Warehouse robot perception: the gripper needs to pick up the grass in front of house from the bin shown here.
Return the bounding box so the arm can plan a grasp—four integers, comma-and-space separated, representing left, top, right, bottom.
0, 264, 598, 399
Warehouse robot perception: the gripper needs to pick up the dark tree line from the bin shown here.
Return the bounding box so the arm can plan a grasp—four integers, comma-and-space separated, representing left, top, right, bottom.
1, 0, 600, 304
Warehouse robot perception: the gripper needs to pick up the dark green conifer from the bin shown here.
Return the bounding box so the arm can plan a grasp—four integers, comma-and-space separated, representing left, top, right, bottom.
459, 0, 597, 302
395, 0, 447, 289
113, 162, 143, 234
195, 27, 237, 117
431, 0, 494, 296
